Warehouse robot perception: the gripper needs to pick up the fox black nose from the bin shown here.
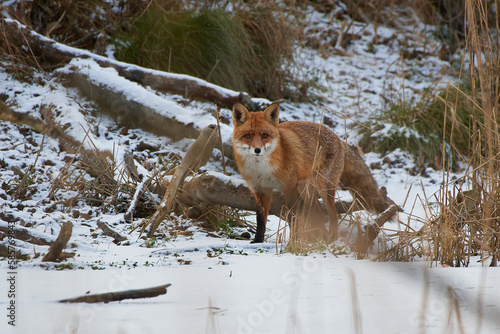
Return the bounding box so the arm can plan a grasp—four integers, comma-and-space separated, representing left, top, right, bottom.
254, 148, 261, 154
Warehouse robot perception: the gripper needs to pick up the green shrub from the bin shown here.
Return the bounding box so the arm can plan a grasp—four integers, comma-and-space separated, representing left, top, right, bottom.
112, 4, 295, 100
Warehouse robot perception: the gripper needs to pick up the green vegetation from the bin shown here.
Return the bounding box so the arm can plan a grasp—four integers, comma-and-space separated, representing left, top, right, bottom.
359, 79, 476, 169
113, 4, 295, 100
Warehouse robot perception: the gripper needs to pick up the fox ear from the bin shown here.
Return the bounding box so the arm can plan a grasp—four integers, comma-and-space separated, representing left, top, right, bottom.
232, 103, 250, 127
264, 103, 280, 125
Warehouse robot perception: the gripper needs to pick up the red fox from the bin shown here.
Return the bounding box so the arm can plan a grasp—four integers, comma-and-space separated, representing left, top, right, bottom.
232, 103, 389, 243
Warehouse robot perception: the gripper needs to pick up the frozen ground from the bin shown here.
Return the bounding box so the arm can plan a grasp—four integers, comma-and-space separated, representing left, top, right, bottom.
1, 4, 499, 334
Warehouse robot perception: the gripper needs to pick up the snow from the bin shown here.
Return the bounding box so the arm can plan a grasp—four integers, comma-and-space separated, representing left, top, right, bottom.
1, 5, 499, 334
56, 59, 215, 130
4, 257, 500, 334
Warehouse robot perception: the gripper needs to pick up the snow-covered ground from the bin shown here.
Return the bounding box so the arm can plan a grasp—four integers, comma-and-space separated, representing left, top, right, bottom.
4, 255, 500, 334
1, 4, 499, 334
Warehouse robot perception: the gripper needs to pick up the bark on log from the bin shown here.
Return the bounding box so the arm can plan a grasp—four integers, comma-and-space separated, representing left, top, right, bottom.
58, 251, 77, 261
0, 101, 71, 145
354, 204, 402, 253
42, 221, 73, 262
1, 19, 255, 109
54, 62, 235, 160
178, 173, 400, 243
365, 204, 402, 241
0, 243, 31, 260
59, 284, 172, 304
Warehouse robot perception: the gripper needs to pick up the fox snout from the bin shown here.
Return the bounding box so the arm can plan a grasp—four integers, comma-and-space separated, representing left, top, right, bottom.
235, 140, 276, 158
248, 146, 263, 156
251, 143, 273, 156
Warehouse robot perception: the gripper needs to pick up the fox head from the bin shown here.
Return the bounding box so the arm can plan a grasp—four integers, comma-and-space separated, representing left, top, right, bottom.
232, 103, 280, 158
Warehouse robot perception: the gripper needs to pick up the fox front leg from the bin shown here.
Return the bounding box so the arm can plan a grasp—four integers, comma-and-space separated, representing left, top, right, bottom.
252, 192, 271, 243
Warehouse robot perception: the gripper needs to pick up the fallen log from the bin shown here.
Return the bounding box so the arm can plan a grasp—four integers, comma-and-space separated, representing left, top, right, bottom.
0, 219, 55, 246
2, 19, 256, 109
178, 172, 366, 217
59, 284, 172, 304
42, 221, 73, 262
57, 62, 202, 142
177, 172, 401, 244
54, 58, 235, 159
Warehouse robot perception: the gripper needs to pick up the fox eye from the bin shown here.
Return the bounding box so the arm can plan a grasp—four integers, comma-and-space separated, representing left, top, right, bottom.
244, 134, 252, 140
261, 134, 269, 139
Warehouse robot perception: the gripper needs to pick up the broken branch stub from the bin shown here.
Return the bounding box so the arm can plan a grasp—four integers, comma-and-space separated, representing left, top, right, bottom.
365, 204, 402, 241
42, 221, 73, 262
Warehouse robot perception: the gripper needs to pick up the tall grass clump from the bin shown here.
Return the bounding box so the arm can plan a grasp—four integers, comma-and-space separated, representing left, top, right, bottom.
429, 0, 499, 267
112, 2, 295, 100
457, 0, 499, 266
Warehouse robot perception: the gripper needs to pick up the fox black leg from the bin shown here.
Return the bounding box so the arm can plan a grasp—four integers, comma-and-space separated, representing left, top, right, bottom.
252, 192, 271, 243
252, 210, 266, 243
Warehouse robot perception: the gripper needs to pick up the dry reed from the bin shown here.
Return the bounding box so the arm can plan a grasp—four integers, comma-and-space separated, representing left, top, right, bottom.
376, 0, 500, 267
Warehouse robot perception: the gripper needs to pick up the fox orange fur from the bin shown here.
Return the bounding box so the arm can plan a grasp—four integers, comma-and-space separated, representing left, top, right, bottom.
232, 103, 388, 243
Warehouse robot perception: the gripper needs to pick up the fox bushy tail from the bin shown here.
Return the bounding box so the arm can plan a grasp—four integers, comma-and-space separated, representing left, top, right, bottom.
340, 145, 389, 213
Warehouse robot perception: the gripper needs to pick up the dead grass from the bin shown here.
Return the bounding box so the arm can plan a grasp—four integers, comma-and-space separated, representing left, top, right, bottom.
433, 0, 499, 267
376, 0, 500, 266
